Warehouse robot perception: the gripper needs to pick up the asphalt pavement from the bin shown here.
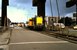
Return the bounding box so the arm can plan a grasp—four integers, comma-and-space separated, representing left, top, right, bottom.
0, 28, 11, 50
9, 27, 77, 50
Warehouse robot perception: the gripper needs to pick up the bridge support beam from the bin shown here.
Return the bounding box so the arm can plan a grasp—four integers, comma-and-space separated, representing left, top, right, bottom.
1, 0, 9, 30
33, 0, 46, 28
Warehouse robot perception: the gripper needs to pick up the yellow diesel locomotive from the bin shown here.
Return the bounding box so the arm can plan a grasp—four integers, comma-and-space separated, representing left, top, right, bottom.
27, 16, 44, 30
27, 18, 34, 29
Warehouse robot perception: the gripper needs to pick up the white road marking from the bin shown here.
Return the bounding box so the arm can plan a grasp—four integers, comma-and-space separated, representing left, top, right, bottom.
9, 41, 68, 45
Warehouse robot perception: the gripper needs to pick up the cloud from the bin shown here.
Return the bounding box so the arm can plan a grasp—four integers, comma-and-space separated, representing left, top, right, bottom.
0, 6, 37, 23
65, 13, 73, 17
9, 0, 32, 8
0, 0, 2, 9
46, 0, 76, 16
8, 0, 36, 15
16, 0, 31, 4
0, 9, 1, 17
0, 0, 76, 22
0, 0, 37, 23
56, 0, 76, 16
7, 6, 28, 23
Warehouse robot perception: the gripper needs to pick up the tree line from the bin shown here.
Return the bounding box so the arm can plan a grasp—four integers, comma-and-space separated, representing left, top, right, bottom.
58, 17, 76, 26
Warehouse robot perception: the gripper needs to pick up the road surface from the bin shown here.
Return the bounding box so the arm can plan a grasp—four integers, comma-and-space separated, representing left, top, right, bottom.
9, 27, 77, 50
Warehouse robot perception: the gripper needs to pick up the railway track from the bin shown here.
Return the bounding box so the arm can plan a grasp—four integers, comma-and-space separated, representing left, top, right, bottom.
35, 30, 77, 44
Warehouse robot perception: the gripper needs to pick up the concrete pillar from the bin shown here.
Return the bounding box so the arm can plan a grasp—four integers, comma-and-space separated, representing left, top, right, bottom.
1, 0, 9, 29
37, 2, 45, 26
33, 0, 46, 28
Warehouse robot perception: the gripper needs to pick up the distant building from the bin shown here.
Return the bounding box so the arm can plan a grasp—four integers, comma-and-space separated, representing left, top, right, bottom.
73, 13, 77, 17
45, 16, 60, 24
73, 12, 77, 22
0, 17, 11, 26
72, 17, 76, 21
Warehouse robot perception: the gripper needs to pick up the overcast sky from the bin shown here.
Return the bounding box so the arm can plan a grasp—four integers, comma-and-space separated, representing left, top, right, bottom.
0, 0, 76, 23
